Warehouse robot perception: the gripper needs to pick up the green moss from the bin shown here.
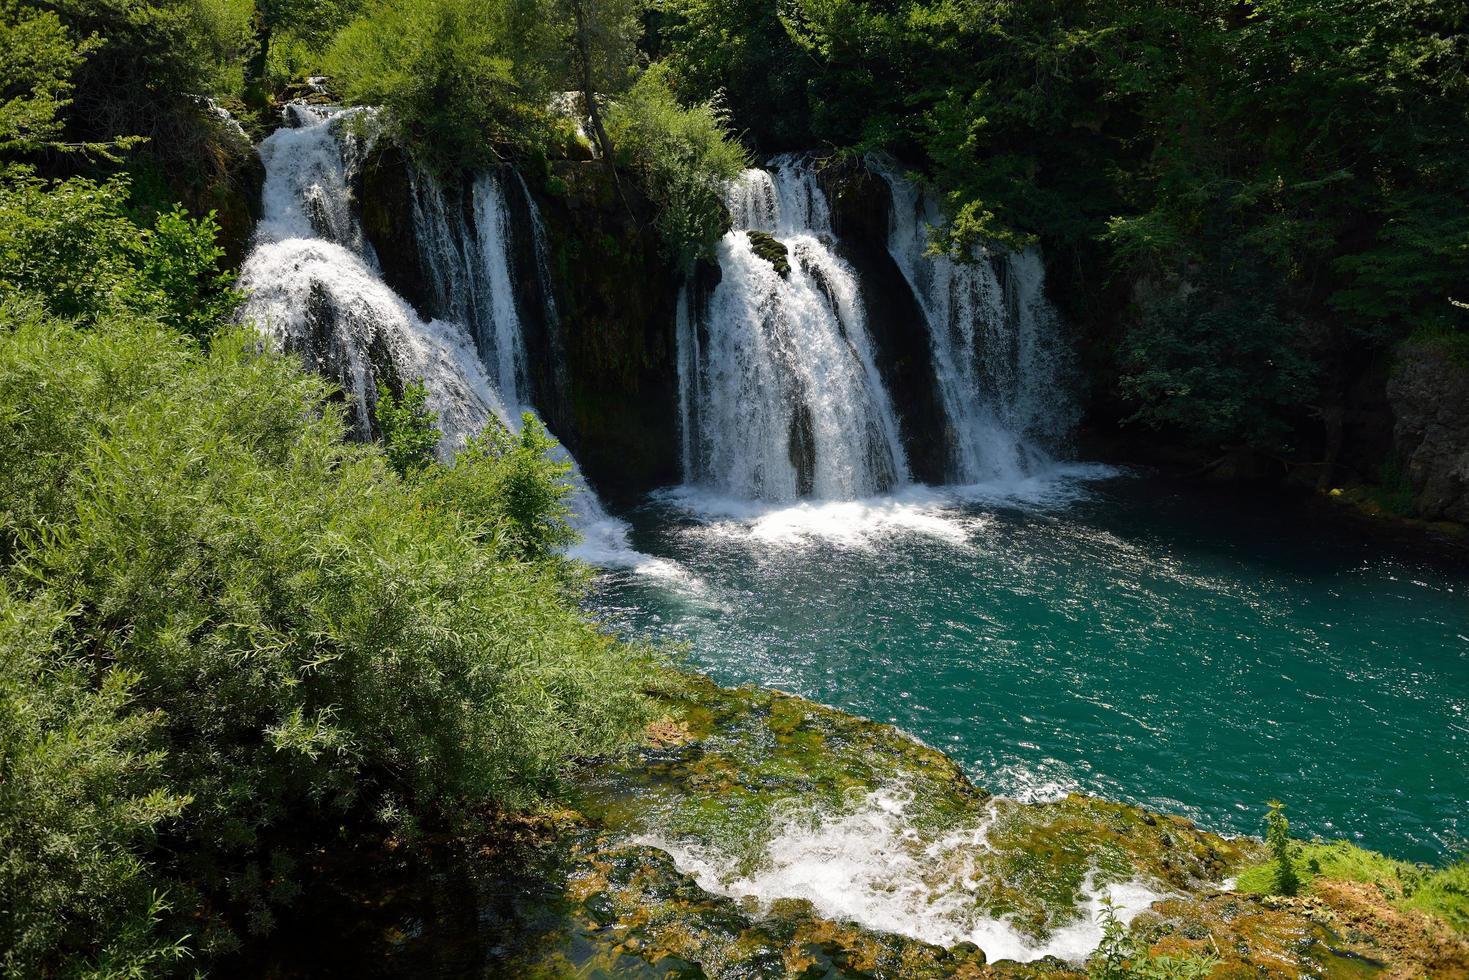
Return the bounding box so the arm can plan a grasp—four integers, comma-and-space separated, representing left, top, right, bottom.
746, 230, 791, 277
566, 677, 1265, 948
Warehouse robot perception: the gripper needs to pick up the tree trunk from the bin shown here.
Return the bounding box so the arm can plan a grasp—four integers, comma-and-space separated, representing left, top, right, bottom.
572, 2, 617, 169
248, 11, 271, 92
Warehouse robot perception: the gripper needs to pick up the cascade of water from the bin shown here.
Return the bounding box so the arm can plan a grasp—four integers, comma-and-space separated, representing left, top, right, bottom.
244, 106, 504, 447
678, 156, 910, 502
240, 105, 663, 571
407, 169, 531, 411
256, 104, 379, 262
871, 159, 1074, 484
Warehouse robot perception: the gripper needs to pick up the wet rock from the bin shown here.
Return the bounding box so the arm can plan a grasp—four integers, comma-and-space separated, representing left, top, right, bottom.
746, 230, 791, 277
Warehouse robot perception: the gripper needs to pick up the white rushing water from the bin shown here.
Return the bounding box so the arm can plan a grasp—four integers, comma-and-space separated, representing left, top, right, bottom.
871, 157, 1075, 484
640, 788, 1165, 965
678, 154, 1077, 502
678, 157, 910, 502
239, 104, 666, 573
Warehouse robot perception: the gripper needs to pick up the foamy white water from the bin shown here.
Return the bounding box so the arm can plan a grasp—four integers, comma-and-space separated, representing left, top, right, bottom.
655, 463, 1121, 550
639, 788, 1166, 964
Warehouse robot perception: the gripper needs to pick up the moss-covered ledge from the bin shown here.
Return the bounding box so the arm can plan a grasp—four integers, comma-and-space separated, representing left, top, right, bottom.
492, 676, 1466, 978
237, 676, 1468, 978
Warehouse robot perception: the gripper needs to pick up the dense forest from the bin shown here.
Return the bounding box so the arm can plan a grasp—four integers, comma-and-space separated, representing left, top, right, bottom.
2, 0, 1466, 975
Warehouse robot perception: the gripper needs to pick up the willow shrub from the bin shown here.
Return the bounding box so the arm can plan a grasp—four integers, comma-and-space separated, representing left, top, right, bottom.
0, 588, 191, 978
0, 308, 662, 964
607, 63, 750, 267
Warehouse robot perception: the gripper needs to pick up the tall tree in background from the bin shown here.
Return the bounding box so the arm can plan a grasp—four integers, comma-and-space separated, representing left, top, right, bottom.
558, 0, 639, 163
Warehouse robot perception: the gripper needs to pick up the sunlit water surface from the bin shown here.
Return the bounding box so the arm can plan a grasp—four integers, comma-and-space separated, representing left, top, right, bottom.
589, 468, 1469, 863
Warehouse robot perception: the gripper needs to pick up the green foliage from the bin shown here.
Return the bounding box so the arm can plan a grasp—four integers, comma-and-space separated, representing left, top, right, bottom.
653, 0, 809, 152
662, 0, 1469, 449
0, 309, 662, 966
0, 172, 239, 336
1372, 460, 1417, 517
417, 414, 578, 563
607, 63, 750, 265
373, 378, 441, 476
0, 588, 192, 978
1118, 270, 1314, 448
1088, 899, 1218, 979
1263, 800, 1300, 896
326, 0, 558, 172
35, 0, 254, 151
0, 0, 95, 154
1237, 837, 1469, 934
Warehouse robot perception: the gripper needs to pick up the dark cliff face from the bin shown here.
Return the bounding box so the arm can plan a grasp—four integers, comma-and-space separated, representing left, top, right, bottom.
535, 162, 684, 503
356, 142, 434, 316
820, 161, 951, 485
354, 147, 683, 501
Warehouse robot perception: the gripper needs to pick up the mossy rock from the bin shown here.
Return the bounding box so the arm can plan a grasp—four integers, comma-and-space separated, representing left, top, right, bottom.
746, 230, 791, 277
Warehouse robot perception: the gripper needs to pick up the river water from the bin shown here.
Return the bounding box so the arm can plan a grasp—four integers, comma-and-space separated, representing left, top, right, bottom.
589, 467, 1468, 865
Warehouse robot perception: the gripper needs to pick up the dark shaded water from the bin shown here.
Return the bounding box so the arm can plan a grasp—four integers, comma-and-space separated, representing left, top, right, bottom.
590, 470, 1469, 863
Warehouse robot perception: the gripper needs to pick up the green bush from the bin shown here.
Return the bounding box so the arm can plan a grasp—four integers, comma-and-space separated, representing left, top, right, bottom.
607, 63, 749, 266
417, 414, 578, 563
1118, 271, 1314, 449
1087, 899, 1218, 979
1263, 800, 1300, 896
0, 588, 191, 978
0, 0, 95, 155
0, 173, 239, 336
0, 309, 662, 964
373, 377, 441, 476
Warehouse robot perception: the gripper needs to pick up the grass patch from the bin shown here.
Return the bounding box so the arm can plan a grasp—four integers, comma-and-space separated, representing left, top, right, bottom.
1237, 840, 1469, 933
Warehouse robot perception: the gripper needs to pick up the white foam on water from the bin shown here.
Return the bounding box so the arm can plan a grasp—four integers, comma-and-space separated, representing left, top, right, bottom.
638, 788, 1166, 965
989, 764, 1085, 805
947, 461, 1125, 509
655, 463, 1123, 550
566, 508, 691, 583
661, 484, 982, 549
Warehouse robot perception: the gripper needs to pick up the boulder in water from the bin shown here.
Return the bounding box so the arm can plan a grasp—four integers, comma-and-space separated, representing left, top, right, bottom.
746, 229, 791, 277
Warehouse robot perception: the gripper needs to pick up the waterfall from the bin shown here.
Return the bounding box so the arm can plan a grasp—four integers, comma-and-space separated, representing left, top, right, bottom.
678, 156, 910, 502
239, 104, 659, 571
243, 106, 506, 447
407, 169, 531, 411
871, 159, 1075, 484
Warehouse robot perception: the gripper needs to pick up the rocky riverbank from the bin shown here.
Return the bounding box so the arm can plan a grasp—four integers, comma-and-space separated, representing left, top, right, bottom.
231, 676, 1469, 978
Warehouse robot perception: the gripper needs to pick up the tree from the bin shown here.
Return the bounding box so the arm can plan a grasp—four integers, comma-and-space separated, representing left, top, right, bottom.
0, 0, 94, 156
557, 0, 640, 163
606, 63, 749, 265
